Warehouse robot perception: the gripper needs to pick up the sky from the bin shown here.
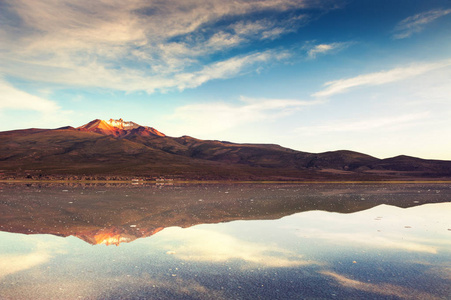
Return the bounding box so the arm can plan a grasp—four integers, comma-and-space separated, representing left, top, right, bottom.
0, 0, 450, 160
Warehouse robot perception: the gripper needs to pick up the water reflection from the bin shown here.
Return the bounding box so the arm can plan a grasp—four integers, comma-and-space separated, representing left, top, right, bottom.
1, 183, 450, 246
0, 183, 450, 299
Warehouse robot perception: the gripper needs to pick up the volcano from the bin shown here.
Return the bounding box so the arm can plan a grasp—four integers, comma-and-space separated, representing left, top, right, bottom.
1, 118, 451, 181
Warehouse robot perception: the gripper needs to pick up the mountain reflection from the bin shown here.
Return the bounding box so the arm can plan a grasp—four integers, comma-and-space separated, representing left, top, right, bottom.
1, 183, 450, 245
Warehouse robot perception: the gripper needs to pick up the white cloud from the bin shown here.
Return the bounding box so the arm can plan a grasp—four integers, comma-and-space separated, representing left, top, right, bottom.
393, 8, 451, 39
160, 227, 317, 268
0, 78, 60, 113
230, 15, 307, 41
0, 50, 288, 94
173, 50, 289, 91
0, 252, 50, 279
306, 42, 350, 59
165, 96, 322, 135
0, 235, 68, 279
0, 0, 335, 93
312, 59, 451, 98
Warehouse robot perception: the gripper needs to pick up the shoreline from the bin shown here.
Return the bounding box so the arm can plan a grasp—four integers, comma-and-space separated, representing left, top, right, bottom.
1, 179, 451, 185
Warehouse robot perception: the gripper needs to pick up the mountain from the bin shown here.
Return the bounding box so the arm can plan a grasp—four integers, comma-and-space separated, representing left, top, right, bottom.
1, 118, 451, 181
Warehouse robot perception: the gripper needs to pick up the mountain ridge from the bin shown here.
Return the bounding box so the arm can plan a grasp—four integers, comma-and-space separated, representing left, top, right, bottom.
1, 119, 451, 181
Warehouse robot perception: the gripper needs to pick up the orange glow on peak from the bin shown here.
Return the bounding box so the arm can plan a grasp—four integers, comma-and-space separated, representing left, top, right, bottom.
93, 232, 131, 246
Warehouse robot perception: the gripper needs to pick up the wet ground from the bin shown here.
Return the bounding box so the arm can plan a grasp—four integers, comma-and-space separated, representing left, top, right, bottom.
0, 183, 450, 299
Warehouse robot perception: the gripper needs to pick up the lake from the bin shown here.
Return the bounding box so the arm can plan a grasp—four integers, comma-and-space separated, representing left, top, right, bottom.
0, 183, 450, 299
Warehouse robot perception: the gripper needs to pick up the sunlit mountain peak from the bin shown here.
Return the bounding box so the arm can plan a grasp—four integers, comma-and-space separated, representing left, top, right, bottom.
94, 232, 132, 246
105, 118, 141, 130
76, 227, 165, 246
77, 118, 166, 137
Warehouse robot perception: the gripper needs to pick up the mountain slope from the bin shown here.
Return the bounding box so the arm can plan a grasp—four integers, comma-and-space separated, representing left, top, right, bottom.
1, 119, 451, 180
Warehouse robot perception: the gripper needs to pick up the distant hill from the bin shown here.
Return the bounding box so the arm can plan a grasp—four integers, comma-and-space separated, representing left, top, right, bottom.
1, 119, 451, 181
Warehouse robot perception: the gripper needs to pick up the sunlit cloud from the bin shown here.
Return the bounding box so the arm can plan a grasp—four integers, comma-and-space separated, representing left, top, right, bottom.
160, 227, 318, 268
0, 0, 337, 93
312, 59, 451, 97
393, 8, 451, 39
165, 96, 322, 135
0, 50, 288, 94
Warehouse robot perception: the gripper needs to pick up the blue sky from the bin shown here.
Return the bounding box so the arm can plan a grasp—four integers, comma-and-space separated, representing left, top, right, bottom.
1, 0, 450, 159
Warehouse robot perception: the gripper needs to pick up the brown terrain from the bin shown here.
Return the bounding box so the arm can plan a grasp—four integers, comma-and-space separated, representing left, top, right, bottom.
1, 118, 451, 181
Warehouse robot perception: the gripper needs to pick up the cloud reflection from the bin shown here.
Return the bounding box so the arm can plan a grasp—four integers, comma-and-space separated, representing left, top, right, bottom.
286, 203, 451, 254
320, 270, 441, 300
307, 232, 439, 254
0, 234, 67, 280
0, 252, 50, 279
159, 227, 318, 268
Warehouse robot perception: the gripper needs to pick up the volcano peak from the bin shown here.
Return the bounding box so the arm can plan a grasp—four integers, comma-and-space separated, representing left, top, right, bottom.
77, 118, 166, 137
105, 118, 140, 130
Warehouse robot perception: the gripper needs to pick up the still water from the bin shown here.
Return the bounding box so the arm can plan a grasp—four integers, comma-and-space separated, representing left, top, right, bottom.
0, 183, 450, 299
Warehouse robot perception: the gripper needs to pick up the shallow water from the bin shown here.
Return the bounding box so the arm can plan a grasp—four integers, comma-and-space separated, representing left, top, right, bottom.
0, 183, 450, 299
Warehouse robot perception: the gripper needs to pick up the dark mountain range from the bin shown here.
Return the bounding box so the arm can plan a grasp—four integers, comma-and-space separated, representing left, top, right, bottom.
1, 118, 451, 181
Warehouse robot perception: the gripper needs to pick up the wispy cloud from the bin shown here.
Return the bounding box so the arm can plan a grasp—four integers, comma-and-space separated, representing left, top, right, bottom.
0, 0, 336, 93
0, 78, 60, 113
0, 50, 289, 94
320, 271, 441, 299
165, 96, 322, 135
393, 8, 451, 39
306, 42, 350, 59
172, 50, 289, 92
312, 60, 451, 97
